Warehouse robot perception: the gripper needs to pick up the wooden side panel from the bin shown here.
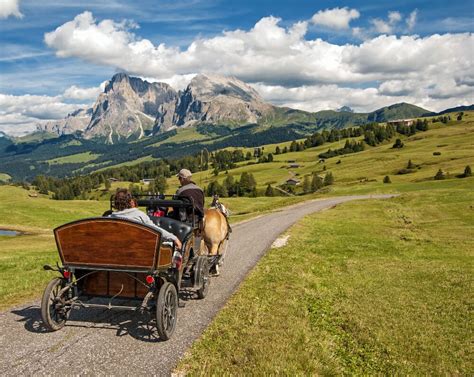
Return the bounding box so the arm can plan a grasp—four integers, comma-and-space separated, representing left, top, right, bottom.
82, 271, 108, 296
80, 271, 149, 298
109, 272, 136, 297
55, 219, 160, 269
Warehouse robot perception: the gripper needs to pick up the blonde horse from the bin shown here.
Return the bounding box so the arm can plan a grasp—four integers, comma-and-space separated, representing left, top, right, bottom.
200, 197, 231, 275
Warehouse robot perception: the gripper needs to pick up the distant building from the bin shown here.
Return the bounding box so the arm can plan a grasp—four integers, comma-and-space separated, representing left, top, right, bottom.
387, 119, 415, 127
288, 163, 300, 168
286, 178, 300, 185
140, 178, 155, 185
107, 178, 119, 182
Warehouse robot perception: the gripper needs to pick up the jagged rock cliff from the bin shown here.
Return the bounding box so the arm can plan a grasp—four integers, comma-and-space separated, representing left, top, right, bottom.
36, 108, 92, 135
84, 73, 178, 143
155, 74, 275, 131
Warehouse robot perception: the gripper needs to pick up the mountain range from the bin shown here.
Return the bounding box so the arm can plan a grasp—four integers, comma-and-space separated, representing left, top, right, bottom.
36, 73, 431, 144
1, 72, 469, 181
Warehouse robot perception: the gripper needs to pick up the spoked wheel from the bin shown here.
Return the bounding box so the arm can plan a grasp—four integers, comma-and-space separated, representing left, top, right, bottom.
41, 278, 71, 331
195, 256, 210, 299
156, 282, 178, 340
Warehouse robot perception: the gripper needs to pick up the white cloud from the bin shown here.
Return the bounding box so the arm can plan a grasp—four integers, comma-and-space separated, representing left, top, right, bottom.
0, 10, 467, 135
388, 11, 402, 24
63, 83, 105, 100
406, 10, 418, 30
0, 0, 23, 19
0, 93, 89, 135
311, 7, 360, 30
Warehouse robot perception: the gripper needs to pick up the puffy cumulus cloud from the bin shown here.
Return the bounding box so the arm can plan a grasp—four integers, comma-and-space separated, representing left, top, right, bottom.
0, 93, 89, 135
359, 10, 418, 38
251, 82, 471, 114
406, 10, 418, 30
388, 11, 402, 24
0, 0, 23, 19
370, 11, 402, 34
39, 11, 474, 117
311, 7, 360, 30
63, 82, 106, 100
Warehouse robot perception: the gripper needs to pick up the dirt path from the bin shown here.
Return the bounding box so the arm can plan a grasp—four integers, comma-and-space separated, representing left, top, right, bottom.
0, 195, 395, 376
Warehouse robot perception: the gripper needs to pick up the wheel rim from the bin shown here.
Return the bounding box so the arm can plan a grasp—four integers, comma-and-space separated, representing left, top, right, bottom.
163, 289, 176, 332
49, 282, 68, 325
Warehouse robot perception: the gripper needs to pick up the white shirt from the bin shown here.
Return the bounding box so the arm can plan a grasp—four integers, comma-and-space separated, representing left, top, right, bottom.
109, 208, 178, 242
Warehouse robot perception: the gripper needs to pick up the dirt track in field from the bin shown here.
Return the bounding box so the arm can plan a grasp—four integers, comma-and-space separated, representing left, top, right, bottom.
0, 195, 394, 376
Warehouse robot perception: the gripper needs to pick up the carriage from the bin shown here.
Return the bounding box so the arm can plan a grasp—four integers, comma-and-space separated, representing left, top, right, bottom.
40, 196, 209, 340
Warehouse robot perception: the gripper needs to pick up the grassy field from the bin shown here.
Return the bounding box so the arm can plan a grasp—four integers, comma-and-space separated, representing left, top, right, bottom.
177, 178, 473, 375
164, 114, 474, 193
45, 151, 101, 165
0, 185, 313, 310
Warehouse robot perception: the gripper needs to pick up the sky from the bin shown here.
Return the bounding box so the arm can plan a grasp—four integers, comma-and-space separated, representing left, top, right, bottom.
0, 0, 473, 136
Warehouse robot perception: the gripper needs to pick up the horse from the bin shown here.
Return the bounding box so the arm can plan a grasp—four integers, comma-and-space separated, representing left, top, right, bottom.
200, 196, 231, 275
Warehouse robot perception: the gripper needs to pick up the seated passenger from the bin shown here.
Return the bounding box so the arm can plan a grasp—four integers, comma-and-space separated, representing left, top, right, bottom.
175, 169, 205, 222
109, 188, 182, 250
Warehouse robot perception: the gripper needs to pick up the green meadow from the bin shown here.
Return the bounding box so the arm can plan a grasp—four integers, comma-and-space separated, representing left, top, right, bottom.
0, 113, 472, 373
0, 185, 310, 309
177, 178, 473, 375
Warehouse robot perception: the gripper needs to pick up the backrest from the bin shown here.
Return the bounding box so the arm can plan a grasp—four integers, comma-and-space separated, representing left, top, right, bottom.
150, 216, 193, 243
54, 217, 161, 270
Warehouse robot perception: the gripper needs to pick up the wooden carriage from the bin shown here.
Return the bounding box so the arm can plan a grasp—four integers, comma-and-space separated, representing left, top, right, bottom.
41, 197, 210, 340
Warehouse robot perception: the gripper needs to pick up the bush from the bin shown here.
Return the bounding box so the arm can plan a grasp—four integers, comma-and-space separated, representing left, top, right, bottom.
392, 139, 404, 149
434, 169, 445, 180
265, 184, 274, 197
383, 176, 391, 184
433, 151, 441, 156
463, 165, 472, 178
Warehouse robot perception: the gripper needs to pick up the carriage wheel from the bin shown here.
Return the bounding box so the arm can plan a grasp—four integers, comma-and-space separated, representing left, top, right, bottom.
195, 256, 210, 299
41, 278, 71, 331
156, 282, 178, 340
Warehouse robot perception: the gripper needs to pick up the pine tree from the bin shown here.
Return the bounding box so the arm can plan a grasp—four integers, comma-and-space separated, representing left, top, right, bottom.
407, 159, 415, 169
434, 169, 445, 180
383, 176, 391, 184
265, 184, 274, 197
463, 165, 472, 177
275, 146, 281, 154
311, 174, 323, 192
323, 172, 334, 186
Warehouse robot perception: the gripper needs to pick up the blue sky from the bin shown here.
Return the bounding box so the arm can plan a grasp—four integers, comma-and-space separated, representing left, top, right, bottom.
0, 0, 473, 135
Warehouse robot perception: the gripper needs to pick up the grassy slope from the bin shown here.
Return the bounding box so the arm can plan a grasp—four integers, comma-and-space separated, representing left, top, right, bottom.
164, 114, 473, 193
177, 178, 473, 375
45, 151, 100, 165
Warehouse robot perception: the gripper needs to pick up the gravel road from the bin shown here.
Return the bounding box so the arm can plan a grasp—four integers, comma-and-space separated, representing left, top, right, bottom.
0, 195, 394, 376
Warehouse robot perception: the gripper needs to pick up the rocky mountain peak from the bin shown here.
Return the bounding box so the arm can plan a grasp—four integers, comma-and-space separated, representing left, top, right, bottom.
187, 74, 263, 102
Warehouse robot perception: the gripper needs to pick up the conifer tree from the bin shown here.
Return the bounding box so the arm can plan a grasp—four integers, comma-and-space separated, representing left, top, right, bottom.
265, 184, 274, 197
463, 165, 472, 177
383, 176, 391, 184
434, 169, 445, 180
323, 172, 334, 186
311, 173, 323, 192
